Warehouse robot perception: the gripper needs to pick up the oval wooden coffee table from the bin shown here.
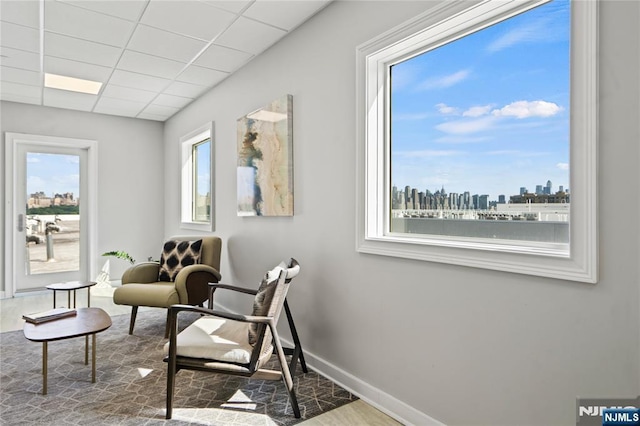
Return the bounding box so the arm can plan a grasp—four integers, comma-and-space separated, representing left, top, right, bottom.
23, 307, 112, 395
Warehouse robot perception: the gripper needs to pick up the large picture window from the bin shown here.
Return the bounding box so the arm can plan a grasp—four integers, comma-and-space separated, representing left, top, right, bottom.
356, 0, 598, 282
181, 123, 214, 231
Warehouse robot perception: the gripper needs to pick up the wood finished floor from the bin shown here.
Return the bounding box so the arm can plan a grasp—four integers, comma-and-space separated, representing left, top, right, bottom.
0, 289, 402, 425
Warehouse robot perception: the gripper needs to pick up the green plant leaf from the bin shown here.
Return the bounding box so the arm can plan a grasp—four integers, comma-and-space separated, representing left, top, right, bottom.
102, 251, 135, 264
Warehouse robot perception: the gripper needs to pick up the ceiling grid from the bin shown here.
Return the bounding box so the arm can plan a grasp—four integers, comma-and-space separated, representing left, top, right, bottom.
0, 0, 331, 121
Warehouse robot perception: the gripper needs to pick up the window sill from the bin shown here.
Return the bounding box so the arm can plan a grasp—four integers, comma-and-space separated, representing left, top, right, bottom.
180, 222, 212, 232
357, 236, 594, 283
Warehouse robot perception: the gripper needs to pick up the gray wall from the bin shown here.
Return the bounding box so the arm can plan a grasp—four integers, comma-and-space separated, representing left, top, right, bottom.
0, 102, 165, 289
163, 1, 640, 425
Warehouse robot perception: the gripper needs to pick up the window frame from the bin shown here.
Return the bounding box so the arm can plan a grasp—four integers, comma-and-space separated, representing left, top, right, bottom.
180, 122, 214, 232
355, 0, 598, 283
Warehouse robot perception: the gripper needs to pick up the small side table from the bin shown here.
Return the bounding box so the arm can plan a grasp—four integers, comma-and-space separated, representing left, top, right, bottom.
23, 307, 112, 395
46, 281, 97, 309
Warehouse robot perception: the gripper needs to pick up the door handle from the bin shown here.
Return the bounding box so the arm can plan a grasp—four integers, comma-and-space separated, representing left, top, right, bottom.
17, 214, 24, 232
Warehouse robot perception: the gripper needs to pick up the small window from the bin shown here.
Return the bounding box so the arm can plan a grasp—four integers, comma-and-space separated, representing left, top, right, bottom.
192, 139, 211, 222
356, 0, 598, 282
181, 123, 214, 231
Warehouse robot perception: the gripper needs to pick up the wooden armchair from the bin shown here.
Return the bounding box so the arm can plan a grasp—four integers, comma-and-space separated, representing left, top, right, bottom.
164, 258, 302, 419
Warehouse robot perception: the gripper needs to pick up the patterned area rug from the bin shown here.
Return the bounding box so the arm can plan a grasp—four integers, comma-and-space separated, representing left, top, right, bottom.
0, 310, 356, 425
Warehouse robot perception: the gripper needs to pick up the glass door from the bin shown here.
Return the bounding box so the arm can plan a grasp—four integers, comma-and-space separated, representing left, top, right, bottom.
5, 133, 96, 296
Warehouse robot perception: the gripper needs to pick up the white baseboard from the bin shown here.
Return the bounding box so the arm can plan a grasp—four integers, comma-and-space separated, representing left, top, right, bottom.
281, 336, 446, 426
214, 300, 444, 426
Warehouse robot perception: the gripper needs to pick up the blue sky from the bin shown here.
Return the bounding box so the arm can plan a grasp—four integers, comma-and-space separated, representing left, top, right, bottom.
27, 153, 79, 197
391, 0, 570, 200
195, 140, 211, 196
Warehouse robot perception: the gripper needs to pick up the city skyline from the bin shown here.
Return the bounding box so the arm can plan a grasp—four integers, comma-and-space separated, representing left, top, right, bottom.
390, 0, 570, 200
393, 178, 568, 203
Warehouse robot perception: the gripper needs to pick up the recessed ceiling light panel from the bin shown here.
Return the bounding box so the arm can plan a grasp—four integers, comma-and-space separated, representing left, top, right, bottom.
44, 73, 102, 95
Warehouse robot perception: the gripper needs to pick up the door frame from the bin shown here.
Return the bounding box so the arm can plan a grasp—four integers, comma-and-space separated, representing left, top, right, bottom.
4, 132, 98, 298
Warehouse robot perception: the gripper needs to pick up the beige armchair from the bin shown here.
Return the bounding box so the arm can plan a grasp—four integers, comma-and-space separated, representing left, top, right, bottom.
113, 236, 222, 337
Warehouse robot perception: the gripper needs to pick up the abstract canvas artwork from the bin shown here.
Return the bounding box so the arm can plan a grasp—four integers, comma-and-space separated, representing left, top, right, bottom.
237, 95, 293, 216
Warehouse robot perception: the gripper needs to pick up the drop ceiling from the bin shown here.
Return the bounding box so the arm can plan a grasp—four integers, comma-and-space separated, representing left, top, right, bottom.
0, 0, 331, 121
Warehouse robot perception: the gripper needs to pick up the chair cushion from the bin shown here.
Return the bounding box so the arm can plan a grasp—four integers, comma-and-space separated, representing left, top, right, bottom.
164, 316, 273, 365
158, 239, 203, 282
113, 283, 179, 308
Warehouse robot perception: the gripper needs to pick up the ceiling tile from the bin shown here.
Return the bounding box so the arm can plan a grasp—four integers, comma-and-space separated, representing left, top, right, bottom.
194, 44, 253, 72
0, 92, 41, 105
44, 1, 134, 47
143, 103, 180, 117
45, 32, 122, 68
153, 93, 193, 108
137, 112, 168, 121
43, 87, 97, 111
117, 50, 185, 80
0, 22, 40, 53
100, 84, 156, 103
0, 0, 40, 28
200, 1, 252, 14
177, 65, 227, 86
214, 16, 286, 55
140, 0, 236, 41
1, 66, 41, 86
94, 96, 147, 117
45, 56, 112, 83
109, 69, 171, 92
0, 47, 40, 72
0, 81, 42, 98
163, 80, 209, 98
58, 0, 148, 22
243, 0, 328, 31
128, 25, 207, 63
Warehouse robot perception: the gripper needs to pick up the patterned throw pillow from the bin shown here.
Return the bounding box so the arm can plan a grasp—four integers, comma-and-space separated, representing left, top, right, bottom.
158, 240, 203, 282
248, 266, 284, 346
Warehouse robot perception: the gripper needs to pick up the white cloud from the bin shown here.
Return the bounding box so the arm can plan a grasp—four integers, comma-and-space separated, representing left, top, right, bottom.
393, 112, 431, 121
419, 69, 470, 90
485, 150, 549, 158
485, 150, 519, 155
393, 150, 464, 159
27, 176, 47, 190
487, 24, 542, 53
434, 136, 489, 144
486, 10, 567, 53
463, 105, 493, 117
27, 157, 40, 163
435, 116, 498, 135
556, 162, 569, 170
492, 100, 563, 119
435, 103, 458, 115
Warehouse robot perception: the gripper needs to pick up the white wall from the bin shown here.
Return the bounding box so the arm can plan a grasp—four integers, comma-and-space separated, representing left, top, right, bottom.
163, 1, 640, 424
0, 102, 165, 290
